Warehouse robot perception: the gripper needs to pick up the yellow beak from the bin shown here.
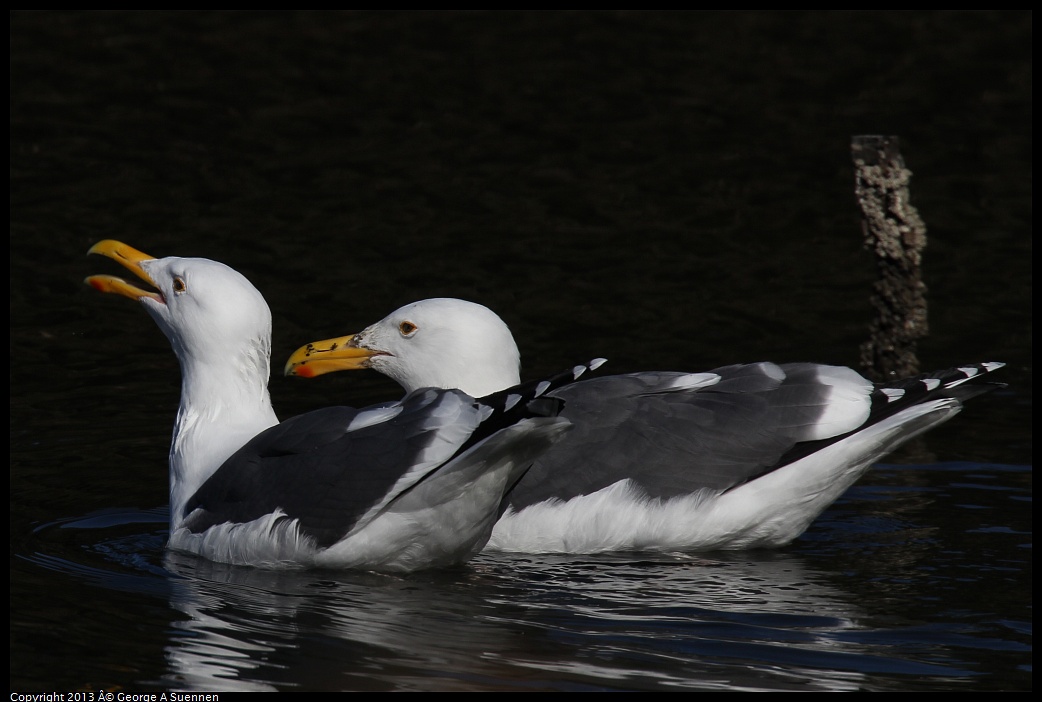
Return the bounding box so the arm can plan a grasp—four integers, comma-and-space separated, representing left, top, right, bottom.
84, 240, 162, 302
284, 335, 381, 378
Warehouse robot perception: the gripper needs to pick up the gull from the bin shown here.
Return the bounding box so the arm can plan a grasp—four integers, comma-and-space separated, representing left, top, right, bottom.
86, 247, 596, 571
285, 297, 1004, 554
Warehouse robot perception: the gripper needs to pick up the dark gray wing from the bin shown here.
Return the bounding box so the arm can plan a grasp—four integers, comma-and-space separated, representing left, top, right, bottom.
505, 361, 1004, 510
182, 390, 484, 548
504, 363, 842, 508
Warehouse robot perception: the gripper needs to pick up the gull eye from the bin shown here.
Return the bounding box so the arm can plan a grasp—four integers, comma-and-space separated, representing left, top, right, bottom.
399, 320, 418, 337
172, 277, 187, 295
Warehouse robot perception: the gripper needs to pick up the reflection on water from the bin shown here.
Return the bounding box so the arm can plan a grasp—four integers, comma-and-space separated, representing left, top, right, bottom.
161, 554, 879, 692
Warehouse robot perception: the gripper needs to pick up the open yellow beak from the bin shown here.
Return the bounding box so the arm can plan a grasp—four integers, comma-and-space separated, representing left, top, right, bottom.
284, 335, 381, 378
84, 239, 162, 302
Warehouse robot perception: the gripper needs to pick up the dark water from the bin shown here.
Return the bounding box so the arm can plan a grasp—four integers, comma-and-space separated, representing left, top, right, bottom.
11, 11, 1031, 691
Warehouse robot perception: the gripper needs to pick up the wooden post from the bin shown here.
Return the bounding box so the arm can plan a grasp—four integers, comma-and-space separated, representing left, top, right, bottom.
852, 135, 928, 380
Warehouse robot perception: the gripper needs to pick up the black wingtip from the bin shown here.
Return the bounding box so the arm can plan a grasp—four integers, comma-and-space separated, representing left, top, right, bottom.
870, 361, 1005, 411
478, 358, 609, 419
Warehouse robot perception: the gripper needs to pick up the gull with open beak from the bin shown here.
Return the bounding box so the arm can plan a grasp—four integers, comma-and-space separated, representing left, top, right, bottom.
86, 244, 595, 571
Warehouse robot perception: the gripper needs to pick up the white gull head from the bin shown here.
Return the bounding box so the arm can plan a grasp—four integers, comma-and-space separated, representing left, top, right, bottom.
350, 298, 522, 398
87, 242, 278, 529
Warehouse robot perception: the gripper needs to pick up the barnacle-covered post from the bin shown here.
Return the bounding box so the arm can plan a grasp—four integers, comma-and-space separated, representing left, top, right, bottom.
852, 135, 927, 381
